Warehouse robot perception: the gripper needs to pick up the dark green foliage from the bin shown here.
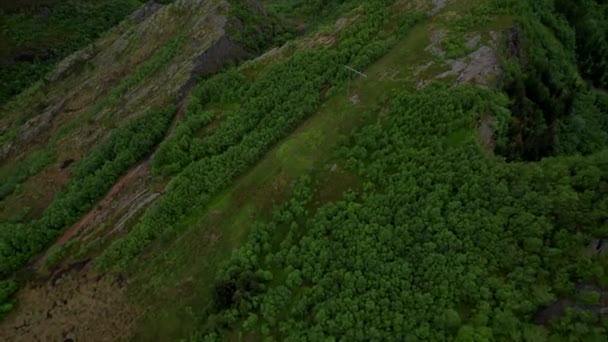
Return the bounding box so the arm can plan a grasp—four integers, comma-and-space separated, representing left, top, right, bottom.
0, 280, 18, 317
212, 280, 238, 310
98, 0, 425, 270
227, 0, 280, 54
152, 68, 247, 175
554, 0, 608, 88
200, 86, 608, 340
0, 0, 143, 107
555, 91, 608, 155
498, 0, 608, 160
550, 309, 607, 341
498, 13, 579, 160
43, 243, 68, 269
576, 291, 601, 305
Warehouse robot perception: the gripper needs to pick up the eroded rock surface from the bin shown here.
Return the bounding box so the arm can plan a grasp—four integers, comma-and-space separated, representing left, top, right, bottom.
0, 0, 262, 163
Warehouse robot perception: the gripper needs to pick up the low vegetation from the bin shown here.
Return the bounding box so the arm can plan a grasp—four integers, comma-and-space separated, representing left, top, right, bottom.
98, 0, 426, 270
1, 0, 608, 340
0, 106, 174, 308
204, 85, 608, 340
0, 0, 143, 107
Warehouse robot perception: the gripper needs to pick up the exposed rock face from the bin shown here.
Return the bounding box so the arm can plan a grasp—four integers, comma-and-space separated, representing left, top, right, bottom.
425, 30, 447, 57
428, 0, 452, 16
421, 28, 502, 88
479, 114, 497, 151
505, 26, 523, 62
0, 1, 272, 340
437, 46, 501, 84
46, 45, 96, 83
0, 0, 266, 163
131, 0, 164, 23
178, 34, 249, 101
587, 238, 608, 257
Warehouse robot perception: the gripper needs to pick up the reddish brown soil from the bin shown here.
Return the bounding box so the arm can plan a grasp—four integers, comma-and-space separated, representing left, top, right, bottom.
57, 161, 149, 244
6, 159, 157, 340
176, 99, 187, 120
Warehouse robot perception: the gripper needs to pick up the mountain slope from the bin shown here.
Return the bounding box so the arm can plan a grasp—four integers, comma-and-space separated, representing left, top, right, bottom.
1, 0, 608, 340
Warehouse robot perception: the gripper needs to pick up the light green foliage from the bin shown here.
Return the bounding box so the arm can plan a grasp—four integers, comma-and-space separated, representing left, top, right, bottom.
152, 67, 248, 175
443, 3, 494, 59
98, 0, 425, 271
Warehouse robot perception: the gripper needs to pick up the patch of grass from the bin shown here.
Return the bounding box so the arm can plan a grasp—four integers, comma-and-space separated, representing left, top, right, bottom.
124, 11, 451, 339
43, 242, 72, 270
576, 290, 601, 305
443, 128, 472, 147
0, 147, 55, 202
277, 130, 323, 173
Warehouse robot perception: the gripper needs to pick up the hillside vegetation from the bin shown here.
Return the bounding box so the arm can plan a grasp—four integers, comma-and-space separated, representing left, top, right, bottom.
1, 0, 608, 340
0, 0, 146, 107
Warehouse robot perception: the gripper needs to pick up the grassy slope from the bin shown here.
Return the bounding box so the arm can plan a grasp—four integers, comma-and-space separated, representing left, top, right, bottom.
7, 0, 604, 339
123, 1, 512, 339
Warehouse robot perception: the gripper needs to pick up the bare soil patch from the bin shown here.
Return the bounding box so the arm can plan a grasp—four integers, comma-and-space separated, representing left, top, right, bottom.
0, 264, 139, 342
58, 160, 150, 245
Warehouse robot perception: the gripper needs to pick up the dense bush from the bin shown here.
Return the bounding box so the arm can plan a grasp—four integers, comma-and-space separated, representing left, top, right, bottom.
554, 0, 608, 89
152, 68, 248, 175
98, 0, 426, 270
201, 85, 608, 340
0, 280, 18, 317
497, 0, 608, 160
